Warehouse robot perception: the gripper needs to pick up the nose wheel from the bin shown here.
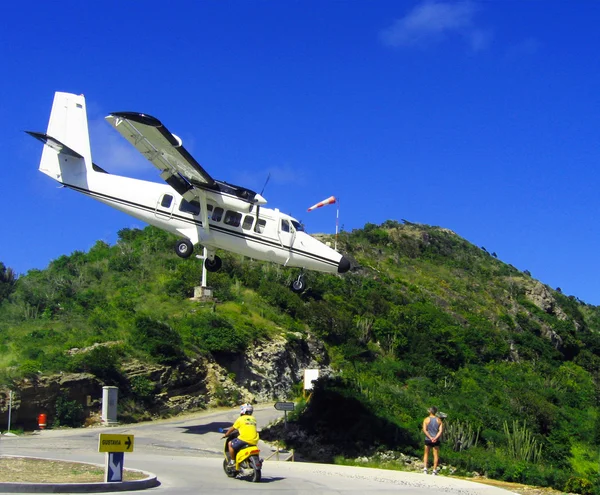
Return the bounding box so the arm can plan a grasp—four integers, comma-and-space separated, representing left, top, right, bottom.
205, 255, 222, 272
291, 273, 305, 293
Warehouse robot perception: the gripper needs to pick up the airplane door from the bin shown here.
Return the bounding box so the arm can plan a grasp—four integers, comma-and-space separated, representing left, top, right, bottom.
155, 193, 174, 221
278, 219, 295, 252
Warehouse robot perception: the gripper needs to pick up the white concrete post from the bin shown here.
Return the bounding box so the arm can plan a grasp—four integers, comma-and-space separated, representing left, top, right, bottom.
101, 386, 119, 425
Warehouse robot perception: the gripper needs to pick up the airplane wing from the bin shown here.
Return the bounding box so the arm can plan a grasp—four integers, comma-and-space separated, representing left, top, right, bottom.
106, 111, 267, 206
105, 112, 215, 189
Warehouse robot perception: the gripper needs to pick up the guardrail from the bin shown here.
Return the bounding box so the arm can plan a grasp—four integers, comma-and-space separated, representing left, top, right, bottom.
265, 445, 295, 462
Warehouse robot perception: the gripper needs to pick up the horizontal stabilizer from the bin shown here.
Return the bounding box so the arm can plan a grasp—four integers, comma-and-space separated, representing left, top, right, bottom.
26, 131, 83, 159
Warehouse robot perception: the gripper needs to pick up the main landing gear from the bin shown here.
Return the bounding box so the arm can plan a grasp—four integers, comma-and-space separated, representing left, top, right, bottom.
175, 240, 221, 272
175, 239, 194, 258
291, 273, 306, 293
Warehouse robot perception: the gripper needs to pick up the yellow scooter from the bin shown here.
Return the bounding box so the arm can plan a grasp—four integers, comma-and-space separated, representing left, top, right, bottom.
220, 428, 262, 482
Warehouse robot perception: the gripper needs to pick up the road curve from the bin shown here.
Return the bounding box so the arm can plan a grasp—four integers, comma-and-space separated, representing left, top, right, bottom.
0, 405, 516, 495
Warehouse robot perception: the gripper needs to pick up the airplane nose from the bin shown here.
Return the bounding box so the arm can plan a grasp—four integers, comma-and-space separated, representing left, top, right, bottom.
337, 256, 351, 274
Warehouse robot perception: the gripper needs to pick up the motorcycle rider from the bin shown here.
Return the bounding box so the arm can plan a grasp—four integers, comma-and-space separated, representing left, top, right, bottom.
223, 403, 259, 466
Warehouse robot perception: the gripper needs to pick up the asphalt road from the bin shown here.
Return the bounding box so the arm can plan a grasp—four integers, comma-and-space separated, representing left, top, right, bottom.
0, 405, 516, 495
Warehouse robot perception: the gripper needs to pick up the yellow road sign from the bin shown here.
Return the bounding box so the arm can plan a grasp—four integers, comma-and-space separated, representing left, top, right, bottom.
98, 434, 134, 453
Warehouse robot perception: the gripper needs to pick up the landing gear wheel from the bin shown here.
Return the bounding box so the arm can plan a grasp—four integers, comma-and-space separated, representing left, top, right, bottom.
291, 275, 305, 293
205, 255, 222, 272
175, 239, 193, 258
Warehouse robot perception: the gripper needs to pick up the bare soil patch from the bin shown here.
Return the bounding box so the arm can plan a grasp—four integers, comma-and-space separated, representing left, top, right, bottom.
468, 477, 573, 495
0, 457, 147, 483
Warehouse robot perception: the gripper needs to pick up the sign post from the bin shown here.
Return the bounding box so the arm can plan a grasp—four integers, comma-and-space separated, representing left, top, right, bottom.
7, 390, 12, 433
274, 401, 295, 428
98, 434, 134, 482
303, 369, 319, 399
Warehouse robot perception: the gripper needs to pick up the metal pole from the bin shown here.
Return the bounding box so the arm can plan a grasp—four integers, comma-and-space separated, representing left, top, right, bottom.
7, 390, 12, 433
202, 247, 207, 288
335, 199, 339, 251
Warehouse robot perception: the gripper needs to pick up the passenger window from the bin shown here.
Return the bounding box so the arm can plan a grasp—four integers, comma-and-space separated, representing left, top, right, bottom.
255, 219, 266, 234
281, 220, 290, 233
212, 207, 224, 222
242, 215, 254, 230
224, 210, 242, 227
179, 199, 200, 215
161, 195, 173, 208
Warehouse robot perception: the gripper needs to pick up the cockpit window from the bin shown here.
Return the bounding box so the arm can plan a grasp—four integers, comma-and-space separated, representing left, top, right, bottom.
291, 220, 304, 232
281, 219, 290, 233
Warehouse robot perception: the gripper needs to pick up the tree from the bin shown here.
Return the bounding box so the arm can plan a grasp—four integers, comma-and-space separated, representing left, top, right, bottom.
0, 262, 17, 302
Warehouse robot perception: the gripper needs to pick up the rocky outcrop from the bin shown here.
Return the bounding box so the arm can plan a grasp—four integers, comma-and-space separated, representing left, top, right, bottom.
0, 373, 103, 430
214, 333, 330, 402
523, 281, 575, 350
525, 282, 569, 321
0, 332, 329, 430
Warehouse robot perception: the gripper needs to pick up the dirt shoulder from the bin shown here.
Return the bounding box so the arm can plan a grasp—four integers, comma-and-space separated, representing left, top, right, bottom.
466, 477, 573, 495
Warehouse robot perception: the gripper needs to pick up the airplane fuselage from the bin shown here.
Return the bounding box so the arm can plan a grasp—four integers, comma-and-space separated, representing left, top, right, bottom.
62, 170, 343, 273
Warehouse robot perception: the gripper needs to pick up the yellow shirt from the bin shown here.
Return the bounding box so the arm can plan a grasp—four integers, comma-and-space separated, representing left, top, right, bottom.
233, 414, 259, 445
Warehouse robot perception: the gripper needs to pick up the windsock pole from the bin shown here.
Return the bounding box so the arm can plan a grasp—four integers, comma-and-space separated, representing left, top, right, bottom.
335, 199, 339, 251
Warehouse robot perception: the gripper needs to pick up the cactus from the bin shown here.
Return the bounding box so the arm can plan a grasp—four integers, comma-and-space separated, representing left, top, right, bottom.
503, 420, 542, 463
443, 420, 480, 452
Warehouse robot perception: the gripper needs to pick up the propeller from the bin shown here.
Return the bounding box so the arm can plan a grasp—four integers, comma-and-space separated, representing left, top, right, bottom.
260, 172, 271, 196
252, 172, 271, 224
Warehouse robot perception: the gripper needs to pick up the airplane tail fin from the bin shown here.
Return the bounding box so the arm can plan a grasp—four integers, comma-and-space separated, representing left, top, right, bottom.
27, 92, 94, 185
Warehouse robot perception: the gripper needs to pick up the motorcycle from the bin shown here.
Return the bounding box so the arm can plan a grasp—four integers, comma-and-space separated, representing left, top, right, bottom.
220, 428, 262, 482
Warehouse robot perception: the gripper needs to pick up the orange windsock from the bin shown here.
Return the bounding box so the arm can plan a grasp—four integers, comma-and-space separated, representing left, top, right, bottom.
308, 196, 336, 212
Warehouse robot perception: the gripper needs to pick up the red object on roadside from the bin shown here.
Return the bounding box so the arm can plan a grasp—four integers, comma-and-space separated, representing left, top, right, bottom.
38, 413, 47, 429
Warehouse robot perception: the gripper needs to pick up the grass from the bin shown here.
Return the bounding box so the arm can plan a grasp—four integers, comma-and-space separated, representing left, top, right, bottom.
0, 457, 148, 483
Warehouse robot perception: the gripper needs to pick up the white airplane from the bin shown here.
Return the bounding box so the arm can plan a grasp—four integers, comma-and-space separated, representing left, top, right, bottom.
27, 92, 350, 292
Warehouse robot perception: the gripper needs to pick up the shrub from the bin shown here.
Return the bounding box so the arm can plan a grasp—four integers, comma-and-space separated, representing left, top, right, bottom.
18, 360, 41, 379
189, 314, 246, 353
130, 316, 184, 364
67, 346, 123, 385
130, 376, 156, 406
564, 477, 595, 495
543, 428, 572, 469
54, 395, 84, 428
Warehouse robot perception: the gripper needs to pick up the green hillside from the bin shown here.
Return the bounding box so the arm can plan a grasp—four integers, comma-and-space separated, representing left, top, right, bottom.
1, 221, 599, 494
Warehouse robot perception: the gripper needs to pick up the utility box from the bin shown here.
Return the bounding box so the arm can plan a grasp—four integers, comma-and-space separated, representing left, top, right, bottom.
193, 286, 213, 299
101, 386, 118, 425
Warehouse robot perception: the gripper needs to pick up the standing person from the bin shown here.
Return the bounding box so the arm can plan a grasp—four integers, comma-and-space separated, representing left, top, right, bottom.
422, 406, 443, 475
223, 403, 259, 466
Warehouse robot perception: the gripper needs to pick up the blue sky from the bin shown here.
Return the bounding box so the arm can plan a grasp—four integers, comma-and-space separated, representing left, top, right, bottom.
2, 1, 600, 304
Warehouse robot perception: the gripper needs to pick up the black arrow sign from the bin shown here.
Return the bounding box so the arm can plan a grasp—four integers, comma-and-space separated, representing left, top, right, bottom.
125, 436, 132, 450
